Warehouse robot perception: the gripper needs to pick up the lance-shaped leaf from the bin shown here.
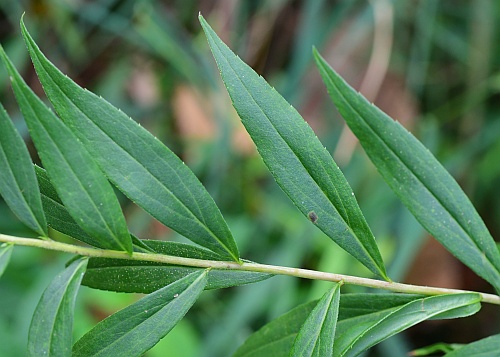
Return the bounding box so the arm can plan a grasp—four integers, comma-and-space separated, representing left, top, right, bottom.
34, 166, 152, 253
0, 47, 132, 254
0, 100, 47, 236
0, 243, 13, 278
445, 334, 500, 357
314, 49, 500, 291
199, 15, 387, 280
82, 240, 272, 293
73, 269, 208, 356
233, 293, 479, 357
290, 283, 341, 357
20, 20, 239, 262
333, 293, 481, 356
28, 258, 87, 356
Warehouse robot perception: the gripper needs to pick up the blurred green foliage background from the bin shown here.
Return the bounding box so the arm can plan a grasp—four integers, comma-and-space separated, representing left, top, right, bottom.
0, 0, 499, 356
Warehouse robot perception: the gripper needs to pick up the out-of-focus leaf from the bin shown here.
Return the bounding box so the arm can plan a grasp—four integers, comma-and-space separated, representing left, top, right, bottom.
333, 293, 481, 356
28, 258, 87, 356
290, 283, 341, 357
314, 49, 500, 292
444, 334, 500, 356
0, 47, 132, 254
34, 166, 152, 253
410, 342, 463, 356
0, 100, 47, 236
72, 269, 208, 357
82, 240, 272, 292
0, 243, 13, 278
233, 293, 423, 357
199, 15, 387, 280
21, 19, 239, 262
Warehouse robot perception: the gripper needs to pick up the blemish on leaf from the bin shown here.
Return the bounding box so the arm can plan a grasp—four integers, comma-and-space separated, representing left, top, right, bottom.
308, 211, 318, 224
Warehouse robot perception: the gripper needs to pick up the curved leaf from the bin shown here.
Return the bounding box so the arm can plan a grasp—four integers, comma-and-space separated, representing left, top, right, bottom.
314, 49, 500, 292
0, 48, 132, 254
34, 166, 152, 253
233, 293, 423, 357
82, 240, 272, 292
28, 258, 87, 356
290, 283, 341, 357
0, 243, 13, 278
333, 293, 481, 356
445, 334, 500, 357
0, 100, 47, 236
73, 269, 208, 357
199, 15, 387, 280
20, 20, 239, 262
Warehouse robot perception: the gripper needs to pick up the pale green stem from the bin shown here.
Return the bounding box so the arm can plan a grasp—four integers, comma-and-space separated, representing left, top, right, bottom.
1, 233, 500, 305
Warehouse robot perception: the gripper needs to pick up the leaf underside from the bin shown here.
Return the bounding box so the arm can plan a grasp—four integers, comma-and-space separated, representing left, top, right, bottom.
314, 49, 500, 292
20, 19, 239, 262
199, 15, 387, 280
0, 243, 14, 278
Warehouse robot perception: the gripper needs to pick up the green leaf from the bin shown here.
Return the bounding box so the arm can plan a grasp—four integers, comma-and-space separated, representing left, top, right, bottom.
73, 269, 208, 357
28, 258, 87, 357
20, 20, 239, 262
82, 240, 272, 292
445, 334, 500, 356
34, 166, 152, 253
0, 47, 132, 254
199, 15, 387, 280
314, 49, 500, 291
233, 293, 423, 357
0, 243, 13, 278
333, 293, 481, 356
290, 283, 341, 357
0, 100, 47, 236
410, 343, 463, 356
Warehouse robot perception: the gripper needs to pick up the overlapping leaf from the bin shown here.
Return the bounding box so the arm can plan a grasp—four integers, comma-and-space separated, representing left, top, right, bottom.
290, 283, 341, 357
445, 334, 500, 356
20, 20, 239, 262
233, 293, 480, 357
0, 100, 47, 236
0, 243, 13, 278
0, 47, 132, 254
28, 258, 87, 356
34, 166, 152, 253
73, 269, 208, 356
82, 240, 272, 293
314, 49, 500, 292
199, 15, 387, 280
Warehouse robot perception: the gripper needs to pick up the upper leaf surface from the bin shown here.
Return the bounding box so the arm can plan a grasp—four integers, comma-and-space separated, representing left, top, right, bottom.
73, 269, 208, 357
199, 15, 387, 280
20, 20, 239, 262
28, 258, 87, 356
314, 49, 500, 291
0, 46, 132, 254
0, 98, 47, 236
290, 283, 341, 357
82, 240, 272, 293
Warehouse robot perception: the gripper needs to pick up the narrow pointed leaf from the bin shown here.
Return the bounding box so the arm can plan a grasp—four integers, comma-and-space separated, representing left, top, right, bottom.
445, 334, 500, 357
314, 49, 500, 291
28, 258, 87, 356
233, 293, 423, 357
0, 47, 132, 254
199, 15, 387, 279
34, 166, 152, 253
0, 243, 13, 278
20, 20, 239, 262
82, 240, 272, 293
73, 269, 208, 357
0, 100, 47, 236
333, 293, 481, 356
290, 283, 341, 357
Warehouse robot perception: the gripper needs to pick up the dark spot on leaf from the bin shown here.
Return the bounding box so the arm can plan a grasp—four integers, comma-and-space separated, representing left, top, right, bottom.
308, 211, 318, 224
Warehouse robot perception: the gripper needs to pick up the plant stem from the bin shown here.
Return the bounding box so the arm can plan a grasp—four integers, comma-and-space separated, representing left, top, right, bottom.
2, 233, 500, 305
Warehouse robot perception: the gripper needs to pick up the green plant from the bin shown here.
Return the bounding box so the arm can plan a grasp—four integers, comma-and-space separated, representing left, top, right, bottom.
0, 13, 499, 356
